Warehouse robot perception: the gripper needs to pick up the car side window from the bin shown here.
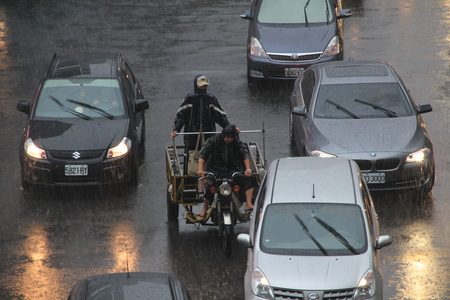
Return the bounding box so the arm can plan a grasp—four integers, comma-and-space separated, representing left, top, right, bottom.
300, 69, 315, 109
123, 64, 136, 99
361, 181, 375, 241
120, 72, 134, 109
253, 175, 267, 237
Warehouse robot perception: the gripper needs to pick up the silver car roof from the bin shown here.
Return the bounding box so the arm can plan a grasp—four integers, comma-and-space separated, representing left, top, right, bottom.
266, 157, 362, 205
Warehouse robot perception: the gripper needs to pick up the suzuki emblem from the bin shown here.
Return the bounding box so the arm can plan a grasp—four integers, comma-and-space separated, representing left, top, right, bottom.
72, 151, 81, 159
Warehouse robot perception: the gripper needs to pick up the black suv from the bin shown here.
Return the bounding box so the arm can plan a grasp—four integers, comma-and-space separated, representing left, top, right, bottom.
17, 53, 149, 192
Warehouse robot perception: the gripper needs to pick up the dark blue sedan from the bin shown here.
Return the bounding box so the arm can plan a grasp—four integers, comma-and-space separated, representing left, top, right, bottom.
240, 0, 351, 82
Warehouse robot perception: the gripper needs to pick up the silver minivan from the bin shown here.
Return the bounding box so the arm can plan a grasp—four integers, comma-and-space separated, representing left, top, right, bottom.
238, 157, 392, 300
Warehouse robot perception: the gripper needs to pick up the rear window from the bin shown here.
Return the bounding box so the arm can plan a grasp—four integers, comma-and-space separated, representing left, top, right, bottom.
260, 203, 367, 256
34, 78, 125, 119
257, 0, 333, 24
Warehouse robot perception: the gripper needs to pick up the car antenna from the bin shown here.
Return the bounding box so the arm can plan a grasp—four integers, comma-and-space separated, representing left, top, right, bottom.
312, 183, 315, 198
126, 244, 130, 278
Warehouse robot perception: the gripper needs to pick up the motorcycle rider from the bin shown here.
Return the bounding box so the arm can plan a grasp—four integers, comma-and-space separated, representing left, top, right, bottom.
197, 124, 254, 220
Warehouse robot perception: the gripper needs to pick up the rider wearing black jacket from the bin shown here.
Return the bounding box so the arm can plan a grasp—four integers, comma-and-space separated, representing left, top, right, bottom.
197, 124, 255, 220
171, 74, 230, 149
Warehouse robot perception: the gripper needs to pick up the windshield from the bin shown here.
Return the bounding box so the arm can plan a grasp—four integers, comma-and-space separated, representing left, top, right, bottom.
313, 83, 413, 119
260, 203, 367, 256
34, 78, 125, 118
257, 0, 333, 24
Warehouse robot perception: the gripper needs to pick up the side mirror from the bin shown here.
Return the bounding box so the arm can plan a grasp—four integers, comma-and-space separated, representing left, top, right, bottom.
237, 233, 252, 248
337, 9, 352, 19
17, 101, 30, 115
417, 103, 432, 114
135, 99, 149, 113
292, 105, 307, 116
375, 235, 393, 250
240, 10, 251, 20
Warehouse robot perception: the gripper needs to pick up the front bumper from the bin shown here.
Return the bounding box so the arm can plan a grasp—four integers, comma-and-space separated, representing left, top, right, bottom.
20, 152, 134, 187
247, 53, 339, 80
355, 156, 435, 192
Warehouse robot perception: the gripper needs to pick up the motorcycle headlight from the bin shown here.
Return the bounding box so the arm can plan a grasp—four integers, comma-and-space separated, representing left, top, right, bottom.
310, 150, 337, 158
323, 36, 340, 57
354, 269, 376, 300
219, 182, 232, 196
406, 148, 430, 163
250, 37, 268, 58
24, 138, 47, 159
252, 268, 274, 299
107, 137, 131, 159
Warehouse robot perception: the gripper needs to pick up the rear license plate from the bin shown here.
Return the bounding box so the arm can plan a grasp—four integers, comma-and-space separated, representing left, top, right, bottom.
363, 172, 385, 184
65, 165, 88, 176
285, 68, 303, 78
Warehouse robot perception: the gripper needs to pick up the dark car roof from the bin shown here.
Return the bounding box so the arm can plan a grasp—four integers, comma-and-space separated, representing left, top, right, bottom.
46, 53, 124, 79
67, 272, 191, 300
311, 61, 399, 84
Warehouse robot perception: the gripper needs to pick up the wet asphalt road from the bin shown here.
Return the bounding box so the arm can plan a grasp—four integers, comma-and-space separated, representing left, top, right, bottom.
0, 0, 450, 299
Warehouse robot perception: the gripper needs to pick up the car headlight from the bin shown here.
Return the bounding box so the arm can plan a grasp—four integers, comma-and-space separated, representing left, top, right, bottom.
354, 269, 376, 300
219, 182, 232, 196
310, 150, 337, 158
107, 137, 131, 158
323, 36, 340, 57
250, 37, 268, 58
252, 268, 274, 299
406, 148, 430, 163
24, 138, 47, 159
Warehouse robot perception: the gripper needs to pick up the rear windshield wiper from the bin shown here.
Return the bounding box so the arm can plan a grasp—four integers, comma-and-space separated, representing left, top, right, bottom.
66, 99, 115, 120
326, 99, 360, 119
354, 99, 397, 118
49, 96, 91, 120
314, 216, 359, 254
294, 214, 328, 256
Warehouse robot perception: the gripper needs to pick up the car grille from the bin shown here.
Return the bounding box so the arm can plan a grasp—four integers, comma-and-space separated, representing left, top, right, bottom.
268, 53, 322, 62
48, 149, 105, 160
354, 158, 401, 171
272, 287, 355, 299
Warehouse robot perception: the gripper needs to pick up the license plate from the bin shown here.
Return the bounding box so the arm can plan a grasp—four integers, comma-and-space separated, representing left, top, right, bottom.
285, 68, 303, 78
65, 165, 88, 176
363, 172, 385, 184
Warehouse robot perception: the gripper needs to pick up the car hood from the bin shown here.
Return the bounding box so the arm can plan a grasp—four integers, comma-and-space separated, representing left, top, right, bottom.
257, 253, 371, 290
28, 118, 128, 150
255, 23, 335, 53
312, 116, 425, 155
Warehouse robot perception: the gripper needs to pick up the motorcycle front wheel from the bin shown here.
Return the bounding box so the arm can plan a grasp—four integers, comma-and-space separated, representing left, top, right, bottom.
219, 213, 233, 258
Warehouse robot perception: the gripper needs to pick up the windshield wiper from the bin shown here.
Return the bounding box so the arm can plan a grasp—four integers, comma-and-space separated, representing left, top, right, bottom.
66, 99, 115, 120
326, 99, 360, 119
354, 99, 397, 118
304, 0, 311, 27
314, 216, 358, 254
294, 214, 328, 256
49, 96, 91, 120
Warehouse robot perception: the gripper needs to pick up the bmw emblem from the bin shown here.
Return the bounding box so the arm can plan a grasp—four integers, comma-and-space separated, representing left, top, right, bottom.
72, 151, 81, 159
307, 292, 320, 300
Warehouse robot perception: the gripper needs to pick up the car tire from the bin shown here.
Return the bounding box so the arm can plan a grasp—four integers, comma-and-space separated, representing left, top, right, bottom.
138, 120, 146, 163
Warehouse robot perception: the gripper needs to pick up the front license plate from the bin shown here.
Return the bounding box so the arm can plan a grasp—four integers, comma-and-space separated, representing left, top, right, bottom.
285, 68, 303, 78
65, 165, 88, 176
363, 172, 385, 184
